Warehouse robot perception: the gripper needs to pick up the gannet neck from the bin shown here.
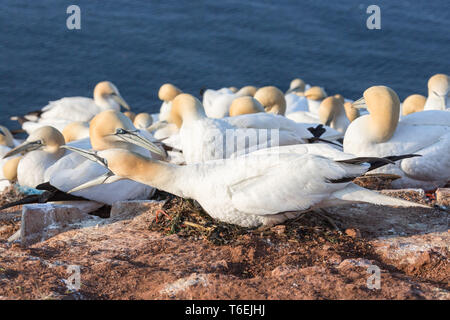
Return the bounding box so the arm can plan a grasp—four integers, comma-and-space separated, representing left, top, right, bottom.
254, 86, 286, 115
318, 97, 343, 126
365, 86, 400, 143
425, 74, 449, 110
171, 93, 205, 128
3, 156, 21, 181
62, 121, 90, 143
343, 102, 360, 122
402, 94, 426, 116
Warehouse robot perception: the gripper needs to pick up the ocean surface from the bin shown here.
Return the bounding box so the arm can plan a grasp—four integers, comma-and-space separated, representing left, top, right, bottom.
1, 0, 449, 129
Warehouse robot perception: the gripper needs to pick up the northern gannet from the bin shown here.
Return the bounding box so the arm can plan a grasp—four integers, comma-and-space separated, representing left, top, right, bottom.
15, 81, 130, 134
67, 143, 427, 228
344, 86, 450, 189
158, 83, 182, 122
285, 78, 306, 94
402, 94, 426, 116
62, 121, 90, 143
424, 74, 449, 111
0, 126, 21, 191
229, 96, 265, 117
133, 112, 154, 131
254, 86, 286, 115
303, 86, 328, 115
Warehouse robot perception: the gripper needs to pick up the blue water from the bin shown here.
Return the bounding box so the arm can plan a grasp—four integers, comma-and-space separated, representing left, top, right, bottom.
1, 0, 449, 130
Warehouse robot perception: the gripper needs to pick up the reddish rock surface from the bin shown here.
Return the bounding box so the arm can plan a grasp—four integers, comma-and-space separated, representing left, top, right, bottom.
0, 187, 448, 300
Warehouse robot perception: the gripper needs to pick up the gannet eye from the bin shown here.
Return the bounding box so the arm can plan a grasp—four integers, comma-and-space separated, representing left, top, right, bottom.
115, 128, 126, 135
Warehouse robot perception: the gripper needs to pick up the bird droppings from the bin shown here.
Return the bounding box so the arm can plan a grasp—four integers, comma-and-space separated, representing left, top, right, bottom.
0, 186, 448, 299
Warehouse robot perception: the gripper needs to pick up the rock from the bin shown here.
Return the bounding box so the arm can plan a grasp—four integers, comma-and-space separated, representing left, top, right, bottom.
110, 200, 166, 218
379, 189, 426, 204
345, 228, 361, 238
159, 273, 209, 297
337, 258, 374, 269
20, 201, 103, 246
435, 188, 449, 207
271, 225, 286, 235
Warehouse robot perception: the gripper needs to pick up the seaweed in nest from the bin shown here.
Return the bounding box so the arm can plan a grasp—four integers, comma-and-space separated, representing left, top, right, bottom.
148, 195, 247, 245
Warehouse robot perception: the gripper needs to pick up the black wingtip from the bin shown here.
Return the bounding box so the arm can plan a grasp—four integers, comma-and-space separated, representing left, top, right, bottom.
199, 87, 206, 97
307, 124, 326, 138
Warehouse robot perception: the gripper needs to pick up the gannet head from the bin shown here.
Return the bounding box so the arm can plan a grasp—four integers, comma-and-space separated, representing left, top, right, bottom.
236, 86, 258, 97
0, 126, 15, 148
87, 110, 165, 156
2, 156, 21, 181
288, 78, 306, 93
229, 87, 238, 93
133, 112, 154, 130
229, 96, 265, 116
254, 86, 286, 115
352, 86, 400, 143
427, 74, 449, 106
93, 81, 130, 111
170, 93, 205, 128
62, 121, 90, 143
4, 126, 65, 159
158, 83, 182, 102
334, 94, 345, 104
123, 111, 136, 122
402, 94, 426, 116
343, 102, 360, 122
304, 86, 327, 101
318, 96, 344, 126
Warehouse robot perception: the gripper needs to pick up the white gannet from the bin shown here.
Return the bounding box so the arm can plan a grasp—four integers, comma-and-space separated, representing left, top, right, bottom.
202, 86, 259, 118
254, 86, 286, 115
0, 126, 21, 191
285, 93, 309, 114
16, 81, 130, 134
62, 121, 90, 143
67, 143, 427, 228
229, 96, 265, 117
401, 94, 426, 116
133, 112, 154, 131
158, 83, 182, 122
303, 86, 328, 115
344, 86, 450, 189
172, 94, 340, 164
43, 110, 166, 205
285, 78, 306, 94
287, 96, 350, 135
423, 74, 449, 111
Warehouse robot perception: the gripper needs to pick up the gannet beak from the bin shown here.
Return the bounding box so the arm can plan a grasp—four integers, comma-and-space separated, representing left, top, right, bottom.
147, 120, 168, 132
351, 97, 367, 109
68, 171, 123, 193
3, 140, 43, 158
114, 129, 166, 157
285, 85, 302, 95
112, 93, 131, 111
60, 145, 109, 167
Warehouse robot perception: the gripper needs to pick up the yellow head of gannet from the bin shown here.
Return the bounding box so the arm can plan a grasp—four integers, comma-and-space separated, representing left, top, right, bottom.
236, 86, 258, 97
133, 112, 154, 130
254, 86, 286, 115
352, 86, 400, 143
229, 87, 238, 93
170, 93, 205, 128
334, 94, 345, 104
94, 81, 130, 110
343, 102, 360, 122
62, 121, 90, 143
0, 126, 15, 148
304, 86, 327, 101
288, 78, 306, 93
158, 83, 182, 102
4, 126, 65, 159
318, 96, 344, 126
3, 156, 21, 181
229, 96, 265, 117
402, 94, 426, 116
87, 110, 164, 156
424, 74, 449, 110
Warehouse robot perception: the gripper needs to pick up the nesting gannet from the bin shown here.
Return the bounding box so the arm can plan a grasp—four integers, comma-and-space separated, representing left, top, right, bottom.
202, 86, 259, 118
303, 86, 328, 115
424, 74, 449, 111
229, 96, 265, 117
401, 94, 426, 116
133, 112, 154, 131
16, 81, 130, 134
68, 142, 426, 228
0, 126, 21, 191
344, 86, 450, 189
286, 78, 306, 94
158, 83, 182, 122
287, 96, 350, 134
62, 121, 90, 143
172, 94, 340, 164
43, 110, 166, 205
254, 86, 286, 115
